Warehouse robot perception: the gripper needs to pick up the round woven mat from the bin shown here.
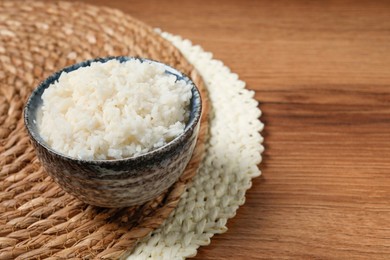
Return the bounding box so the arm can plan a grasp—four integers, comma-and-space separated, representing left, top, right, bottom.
0, 1, 209, 259
125, 31, 263, 259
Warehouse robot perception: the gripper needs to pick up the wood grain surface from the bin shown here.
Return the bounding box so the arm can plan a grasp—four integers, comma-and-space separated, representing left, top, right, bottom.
74, 0, 390, 258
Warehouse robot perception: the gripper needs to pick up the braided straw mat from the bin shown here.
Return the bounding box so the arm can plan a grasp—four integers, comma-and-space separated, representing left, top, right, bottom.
0, 1, 210, 259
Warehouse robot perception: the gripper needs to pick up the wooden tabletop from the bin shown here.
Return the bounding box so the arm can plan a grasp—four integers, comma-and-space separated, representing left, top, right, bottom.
80, 0, 390, 258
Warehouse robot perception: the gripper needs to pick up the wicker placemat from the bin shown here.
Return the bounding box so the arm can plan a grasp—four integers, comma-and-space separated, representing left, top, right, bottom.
0, 1, 209, 259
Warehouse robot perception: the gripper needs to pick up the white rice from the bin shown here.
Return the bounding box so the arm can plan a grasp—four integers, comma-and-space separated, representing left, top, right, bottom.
38, 59, 192, 160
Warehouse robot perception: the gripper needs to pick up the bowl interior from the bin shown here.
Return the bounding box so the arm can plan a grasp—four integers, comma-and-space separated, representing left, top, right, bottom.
24, 56, 202, 163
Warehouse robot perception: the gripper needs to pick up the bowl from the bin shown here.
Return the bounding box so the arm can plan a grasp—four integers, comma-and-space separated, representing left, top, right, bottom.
24, 56, 202, 208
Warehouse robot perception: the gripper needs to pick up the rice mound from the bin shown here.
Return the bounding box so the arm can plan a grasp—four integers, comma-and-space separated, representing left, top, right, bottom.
38, 59, 192, 160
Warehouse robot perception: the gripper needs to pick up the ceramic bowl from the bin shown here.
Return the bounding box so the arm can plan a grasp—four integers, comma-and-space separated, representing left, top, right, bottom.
24, 57, 202, 208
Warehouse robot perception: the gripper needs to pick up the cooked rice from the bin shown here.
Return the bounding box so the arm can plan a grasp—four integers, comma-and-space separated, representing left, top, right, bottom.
38, 59, 192, 160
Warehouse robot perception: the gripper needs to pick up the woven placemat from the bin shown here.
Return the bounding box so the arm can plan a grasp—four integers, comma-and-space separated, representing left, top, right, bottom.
0, 1, 209, 259
125, 31, 263, 260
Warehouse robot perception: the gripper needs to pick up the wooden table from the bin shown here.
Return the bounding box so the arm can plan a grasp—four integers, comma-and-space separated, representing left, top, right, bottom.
79, 0, 390, 258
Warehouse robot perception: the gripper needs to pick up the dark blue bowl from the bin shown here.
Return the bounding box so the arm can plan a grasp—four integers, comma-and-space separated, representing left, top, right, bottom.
24, 57, 202, 208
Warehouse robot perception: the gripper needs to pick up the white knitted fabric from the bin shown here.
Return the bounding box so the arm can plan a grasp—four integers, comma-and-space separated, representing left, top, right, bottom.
127, 31, 264, 260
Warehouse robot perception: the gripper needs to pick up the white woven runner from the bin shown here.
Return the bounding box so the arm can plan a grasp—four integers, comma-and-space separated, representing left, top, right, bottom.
127, 31, 264, 260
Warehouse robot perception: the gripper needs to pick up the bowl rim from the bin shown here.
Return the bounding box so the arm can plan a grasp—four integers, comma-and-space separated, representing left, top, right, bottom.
24, 56, 202, 165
